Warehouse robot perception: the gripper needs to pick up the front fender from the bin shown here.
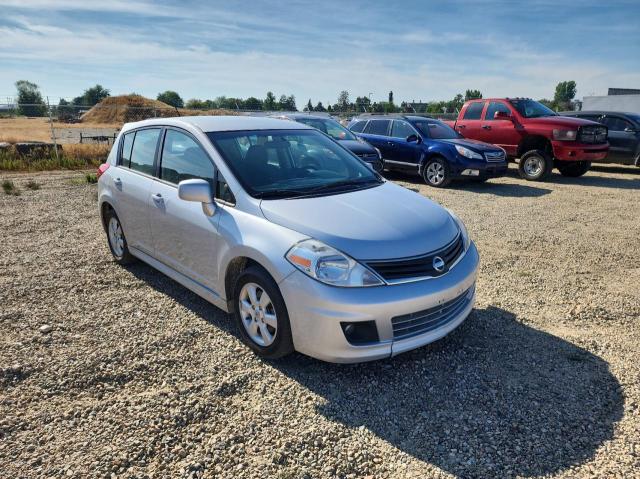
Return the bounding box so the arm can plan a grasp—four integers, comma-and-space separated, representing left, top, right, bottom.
418, 143, 457, 172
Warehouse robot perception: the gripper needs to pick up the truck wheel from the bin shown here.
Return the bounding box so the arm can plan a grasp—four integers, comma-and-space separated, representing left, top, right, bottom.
557, 161, 591, 177
422, 157, 452, 187
518, 150, 553, 181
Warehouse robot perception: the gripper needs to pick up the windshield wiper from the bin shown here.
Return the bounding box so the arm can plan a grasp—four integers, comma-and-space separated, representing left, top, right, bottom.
305, 178, 382, 193
253, 189, 311, 199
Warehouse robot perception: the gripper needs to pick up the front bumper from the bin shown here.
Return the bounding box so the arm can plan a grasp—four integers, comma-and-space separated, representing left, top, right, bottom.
552, 141, 609, 162
279, 242, 479, 363
450, 157, 508, 180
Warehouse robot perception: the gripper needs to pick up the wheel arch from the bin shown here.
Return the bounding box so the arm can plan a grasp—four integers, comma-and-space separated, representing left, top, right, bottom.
517, 135, 552, 158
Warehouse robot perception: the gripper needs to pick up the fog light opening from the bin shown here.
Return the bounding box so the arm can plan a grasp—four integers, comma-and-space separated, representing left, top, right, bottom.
340, 321, 379, 345
461, 169, 480, 176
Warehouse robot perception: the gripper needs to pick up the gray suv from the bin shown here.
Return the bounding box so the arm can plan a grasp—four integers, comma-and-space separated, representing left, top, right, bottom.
97, 116, 479, 363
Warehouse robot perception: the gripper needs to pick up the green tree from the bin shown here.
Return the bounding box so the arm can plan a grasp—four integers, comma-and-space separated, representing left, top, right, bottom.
388, 91, 394, 104
157, 90, 184, 108
337, 90, 350, 111
553, 81, 576, 110
305, 99, 314, 111
447, 93, 464, 113
80, 84, 110, 106
15, 80, 46, 116
464, 89, 482, 101
185, 98, 206, 109
278, 94, 297, 111
314, 101, 326, 112
355, 96, 371, 112
244, 97, 262, 110
264, 91, 277, 110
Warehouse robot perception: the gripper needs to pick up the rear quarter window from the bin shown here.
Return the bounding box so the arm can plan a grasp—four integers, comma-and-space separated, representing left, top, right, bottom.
349, 121, 366, 133
364, 120, 391, 136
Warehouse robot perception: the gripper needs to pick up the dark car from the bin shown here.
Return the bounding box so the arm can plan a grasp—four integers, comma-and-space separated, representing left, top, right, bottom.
561, 111, 640, 166
348, 115, 508, 187
272, 113, 383, 172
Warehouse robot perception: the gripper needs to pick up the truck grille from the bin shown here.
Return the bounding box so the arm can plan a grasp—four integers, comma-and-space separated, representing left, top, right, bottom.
578, 125, 607, 144
391, 286, 474, 340
366, 234, 464, 282
484, 150, 505, 162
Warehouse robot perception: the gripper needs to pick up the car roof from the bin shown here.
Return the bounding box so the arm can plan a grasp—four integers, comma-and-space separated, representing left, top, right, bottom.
561, 110, 638, 117
122, 115, 313, 133
351, 114, 437, 121
272, 113, 334, 121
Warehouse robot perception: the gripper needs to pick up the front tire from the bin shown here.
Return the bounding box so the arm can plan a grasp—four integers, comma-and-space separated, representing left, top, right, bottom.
104, 209, 136, 265
233, 266, 294, 359
518, 149, 553, 181
422, 157, 452, 187
557, 161, 591, 177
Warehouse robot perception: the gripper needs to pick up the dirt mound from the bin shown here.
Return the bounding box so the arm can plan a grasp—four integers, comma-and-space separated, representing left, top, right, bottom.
81, 95, 239, 124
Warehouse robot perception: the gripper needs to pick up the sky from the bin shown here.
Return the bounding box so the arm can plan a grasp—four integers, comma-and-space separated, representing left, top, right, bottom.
1, 0, 639, 106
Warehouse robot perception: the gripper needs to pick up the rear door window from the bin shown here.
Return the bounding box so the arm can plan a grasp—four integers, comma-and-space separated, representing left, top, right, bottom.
364, 120, 391, 136
129, 128, 161, 175
463, 101, 485, 120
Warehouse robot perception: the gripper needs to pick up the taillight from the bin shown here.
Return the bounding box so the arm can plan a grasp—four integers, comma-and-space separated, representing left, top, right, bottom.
97, 163, 110, 179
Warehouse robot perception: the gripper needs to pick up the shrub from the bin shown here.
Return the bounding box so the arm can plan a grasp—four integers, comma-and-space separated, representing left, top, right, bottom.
25, 179, 41, 190
2, 180, 21, 196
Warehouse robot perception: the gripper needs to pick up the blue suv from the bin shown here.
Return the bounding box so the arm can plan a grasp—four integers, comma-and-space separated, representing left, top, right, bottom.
349, 115, 508, 187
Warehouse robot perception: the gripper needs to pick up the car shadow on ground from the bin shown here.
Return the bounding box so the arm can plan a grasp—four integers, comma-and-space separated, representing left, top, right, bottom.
548, 167, 640, 189
124, 263, 624, 478
383, 170, 552, 198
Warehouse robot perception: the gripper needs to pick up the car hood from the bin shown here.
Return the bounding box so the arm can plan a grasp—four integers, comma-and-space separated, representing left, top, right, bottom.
440, 137, 502, 152
339, 139, 377, 155
524, 116, 601, 128
259, 181, 459, 260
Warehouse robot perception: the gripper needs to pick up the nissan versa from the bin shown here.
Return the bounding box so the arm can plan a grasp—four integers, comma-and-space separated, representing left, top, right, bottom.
97, 116, 479, 363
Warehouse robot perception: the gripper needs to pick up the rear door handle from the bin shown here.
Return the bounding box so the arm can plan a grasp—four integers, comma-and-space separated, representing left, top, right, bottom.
481, 125, 491, 130
387, 141, 395, 146
457, 125, 466, 129
113, 177, 122, 186
151, 193, 164, 204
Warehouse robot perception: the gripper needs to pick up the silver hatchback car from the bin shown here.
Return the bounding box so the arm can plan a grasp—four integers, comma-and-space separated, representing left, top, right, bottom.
97, 116, 479, 363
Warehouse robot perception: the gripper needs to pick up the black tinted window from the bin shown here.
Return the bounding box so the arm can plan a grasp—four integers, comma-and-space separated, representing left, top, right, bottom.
216, 173, 235, 203
160, 130, 214, 185
600, 116, 632, 132
391, 120, 416, 138
364, 120, 390, 135
350, 121, 366, 133
574, 114, 602, 122
485, 102, 511, 120
463, 102, 485, 120
120, 132, 135, 166
129, 128, 161, 175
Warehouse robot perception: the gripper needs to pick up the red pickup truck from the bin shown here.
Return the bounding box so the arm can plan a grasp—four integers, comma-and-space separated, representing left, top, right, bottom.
446, 98, 609, 181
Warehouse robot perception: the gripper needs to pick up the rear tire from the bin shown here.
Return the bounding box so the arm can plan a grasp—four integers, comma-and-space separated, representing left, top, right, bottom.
233, 266, 294, 359
422, 157, 452, 187
518, 149, 553, 181
557, 161, 591, 177
104, 209, 136, 265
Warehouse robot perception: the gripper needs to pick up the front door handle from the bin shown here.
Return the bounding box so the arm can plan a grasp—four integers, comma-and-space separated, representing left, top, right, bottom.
457, 124, 466, 129
481, 125, 491, 130
151, 193, 164, 204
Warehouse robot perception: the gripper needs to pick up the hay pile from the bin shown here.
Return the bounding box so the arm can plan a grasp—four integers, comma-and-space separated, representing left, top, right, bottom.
81, 95, 239, 124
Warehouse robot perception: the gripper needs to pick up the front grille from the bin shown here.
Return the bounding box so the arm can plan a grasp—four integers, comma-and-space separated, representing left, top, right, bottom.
366, 234, 464, 282
578, 125, 607, 144
484, 150, 505, 162
391, 287, 474, 339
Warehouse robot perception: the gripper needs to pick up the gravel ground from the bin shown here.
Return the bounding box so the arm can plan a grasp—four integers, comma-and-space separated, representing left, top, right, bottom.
1, 165, 639, 478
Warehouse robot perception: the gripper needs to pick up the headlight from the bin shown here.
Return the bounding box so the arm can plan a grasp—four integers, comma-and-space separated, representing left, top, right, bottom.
374, 147, 382, 159
455, 145, 484, 160
286, 239, 383, 287
446, 209, 471, 250
552, 129, 577, 141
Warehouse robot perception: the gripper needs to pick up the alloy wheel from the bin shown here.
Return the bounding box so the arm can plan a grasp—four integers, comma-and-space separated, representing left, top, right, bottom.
238, 282, 278, 347
108, 217, 125, 258
426, 162, 445, 185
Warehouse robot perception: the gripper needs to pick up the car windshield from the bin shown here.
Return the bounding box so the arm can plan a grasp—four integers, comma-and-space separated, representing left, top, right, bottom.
412, 119, 460, 139
295, 118, 357, 141
509, 99, 558, 118
207, 129, 382, 199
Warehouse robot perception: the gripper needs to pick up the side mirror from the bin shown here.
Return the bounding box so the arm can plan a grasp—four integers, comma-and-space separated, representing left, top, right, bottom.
178, 179, 216, 216
406, 134, 420, 143
494, 111, 513, 121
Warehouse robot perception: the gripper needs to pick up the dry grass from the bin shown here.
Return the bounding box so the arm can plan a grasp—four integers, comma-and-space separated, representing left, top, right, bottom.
0, 117, 119, 143
0, 143, 109, 171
